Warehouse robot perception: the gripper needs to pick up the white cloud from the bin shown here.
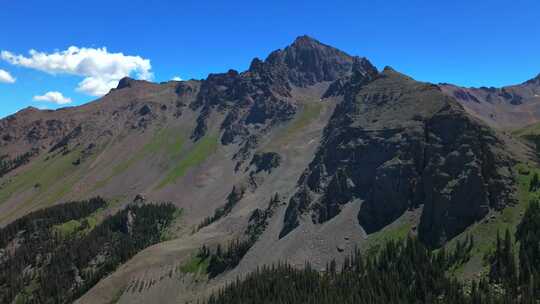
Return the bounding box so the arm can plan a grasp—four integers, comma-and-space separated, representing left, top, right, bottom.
1, 46, 152, 96
33, 91, 72, 105
0, 69, 15, 83
172, 76, 182, 81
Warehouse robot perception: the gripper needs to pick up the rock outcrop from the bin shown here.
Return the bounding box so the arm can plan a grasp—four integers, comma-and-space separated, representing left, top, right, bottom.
280, 67, 517, 247
248, 152, 281, 174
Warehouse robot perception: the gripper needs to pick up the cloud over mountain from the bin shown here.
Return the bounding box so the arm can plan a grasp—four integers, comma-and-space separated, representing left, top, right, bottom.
33, 91, 72, 104
1, 46, 152, 96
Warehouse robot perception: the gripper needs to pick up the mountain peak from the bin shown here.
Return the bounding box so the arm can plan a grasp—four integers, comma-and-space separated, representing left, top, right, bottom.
380, 66, 413, 81
290, 35, 321, 47
116, 77, 153, 90
381, 66, 397, 73
264, 36, 357, 87
116, 77, 136, 89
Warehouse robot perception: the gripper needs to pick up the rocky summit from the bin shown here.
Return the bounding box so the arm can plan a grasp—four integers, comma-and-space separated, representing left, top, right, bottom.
0, 36, 538, 304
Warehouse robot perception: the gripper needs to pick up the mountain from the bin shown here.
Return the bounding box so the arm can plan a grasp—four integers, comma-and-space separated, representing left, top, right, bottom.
439, 74, 540, 129
281, 67, 516, 247
0, 36, 537, 303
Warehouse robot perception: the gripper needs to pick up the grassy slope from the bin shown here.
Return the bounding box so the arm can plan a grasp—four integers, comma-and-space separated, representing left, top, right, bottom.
364, 213, 415, 256
156, 134, 218, 189
262, 102, 323, 150
445, 163, 534, 280
179, 255, 210, 275
93, 128, 186, 191
52, 206, 104, 238
442, 126, 540, 280
511, 121, 540, 137
0, 147, 98, 223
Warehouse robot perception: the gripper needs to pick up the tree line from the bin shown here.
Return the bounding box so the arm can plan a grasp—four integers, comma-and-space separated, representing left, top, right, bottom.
0, 198, 178, 304
198, 185, 245, 230
204, 236, 473, 304
198, 194, 280, 278
0, 149, 38, 178
203, 200, 540, 304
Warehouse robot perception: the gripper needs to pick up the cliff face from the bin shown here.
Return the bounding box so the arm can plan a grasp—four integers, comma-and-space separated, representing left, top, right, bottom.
281, 68, 516, 247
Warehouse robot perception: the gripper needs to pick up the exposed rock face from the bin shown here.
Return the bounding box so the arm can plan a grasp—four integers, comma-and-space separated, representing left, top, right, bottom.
280, 68, 516, 247
189, 64, 294, 142
115, 77, 152, 90
248, 152, 281, 174
49, 125, 83, 153
0, 107, 77, 157
264, 35, 356, 87
322, 57, 378, 98
187, 36, 379, 174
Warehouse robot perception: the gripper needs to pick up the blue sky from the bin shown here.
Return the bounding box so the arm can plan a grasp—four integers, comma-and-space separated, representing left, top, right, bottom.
1, 0, 539, 118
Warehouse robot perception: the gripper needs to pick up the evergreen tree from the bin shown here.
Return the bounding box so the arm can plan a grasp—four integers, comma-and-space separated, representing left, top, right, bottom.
530, 173, 540, 192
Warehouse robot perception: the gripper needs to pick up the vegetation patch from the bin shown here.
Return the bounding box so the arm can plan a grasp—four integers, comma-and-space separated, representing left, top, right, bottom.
198, 195, 280, 278
159, 208, 184, 241
94, 128, 186, 191
364, 212, 414, 256
156, 134, 218, 189
445, 163, 537, 279
288, 102, 324, 134
179, 255, 210, 274
52, 210, 101, 238
0, 142, 107, 224
266, 102, 323, 148
0, 149, 38, 179
0, 148, 80, 206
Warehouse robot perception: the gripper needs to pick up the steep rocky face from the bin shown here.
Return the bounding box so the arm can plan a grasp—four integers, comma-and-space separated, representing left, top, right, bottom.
439, 74, 540, 129
188, 60, 294, 143
265, 35, 357, 87
189, 36, 377, 169
281, 68, 516, 247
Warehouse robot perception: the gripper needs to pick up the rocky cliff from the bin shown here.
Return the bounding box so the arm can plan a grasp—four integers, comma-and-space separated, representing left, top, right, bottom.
281, 67, 517, 247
